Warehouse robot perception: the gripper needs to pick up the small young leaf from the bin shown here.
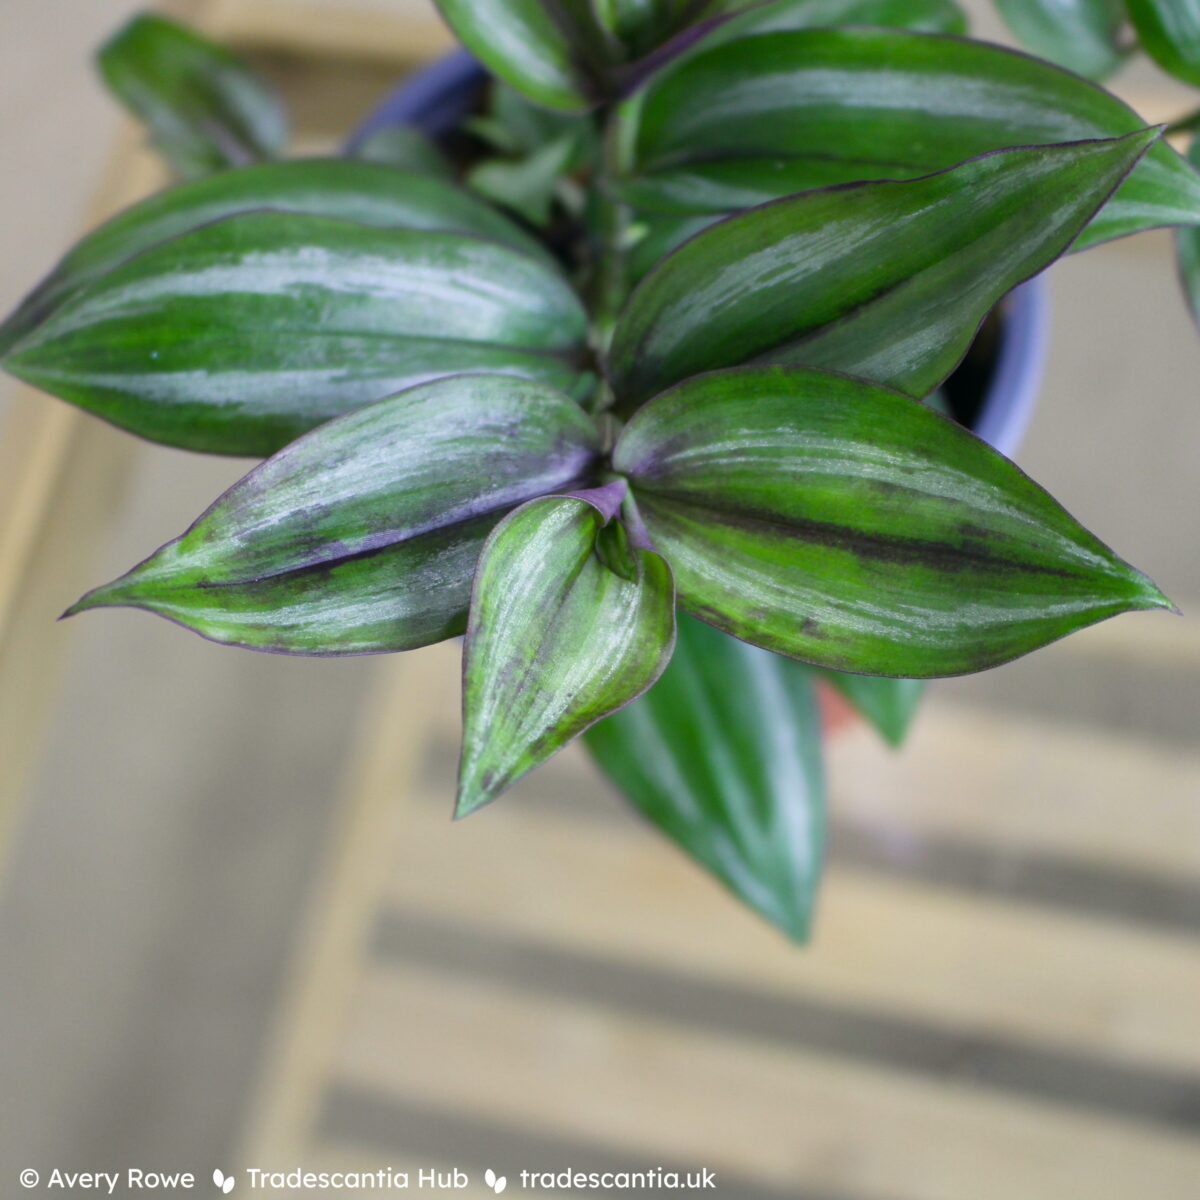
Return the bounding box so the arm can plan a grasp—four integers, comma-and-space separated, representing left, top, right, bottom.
995, 0, 1125, 79
585, 614, 825, 941
488, 80, 593, 154
64, 376, 600, 655
468, 132, 582, 227
609, 132, 1156, 410
819, 673, 925, 747
1127, 0, 1200, 86
612, 367, 1174, 677
431, 0, 610, 112
0, 158, 552, 357
98, 13, 288, 178
619, 28, 1200, 248
350, 127, 454, 178
4, 212, 588, 456
458, 492, 675, 817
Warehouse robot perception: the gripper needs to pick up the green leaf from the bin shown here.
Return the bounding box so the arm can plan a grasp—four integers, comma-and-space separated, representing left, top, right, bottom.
64, 376, 601, 654
1177, 136, 1200, 325
819, 673, 925, 747
1127, 0, 1200, 86
484, 80, 592, 153
619, 27, 1200, 247
609, 132, 1156, 410
585, 614, 825, 941
695, 0, 966, 38
468, 132, 582, 226
431, 0, 612, 112
612, 367, 1174, 677
350, 127, 454, 178
4, 212, 588, 457
593, 0, 701, 56
0, 158, 553, 358
458, 490, 676, 817
616, 156, 913, 217
995, 0, 1126, 79
97, 13, 288, 178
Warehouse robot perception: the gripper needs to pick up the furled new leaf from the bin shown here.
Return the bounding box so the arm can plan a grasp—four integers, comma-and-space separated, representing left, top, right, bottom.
474, 80, 593, 155
618, 28, 1200, 248
468, 132, 584, 226
819, 673, 925, 747
0, 158, 552, 358
4, 212, 588, 456
98, 13, 288, 178
458, 492, 675, 817
1127, 0, 1200, 86
609, 132, 1156, 409
64, 376, 600, 654
995, 0, 1125, 79
612, 368, 1174, 677
350, 127, 454, 178
432, 0, 611, 112
585, 614, 825, 941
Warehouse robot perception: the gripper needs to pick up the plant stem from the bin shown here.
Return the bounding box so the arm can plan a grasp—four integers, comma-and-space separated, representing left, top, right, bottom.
590, 108, 633, 356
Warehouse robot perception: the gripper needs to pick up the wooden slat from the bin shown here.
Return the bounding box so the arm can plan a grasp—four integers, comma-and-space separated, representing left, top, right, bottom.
332, 963, 1200, 1200
389, 634, 1200, 877
236, 652, 453, 1170
1046, 608, 1200, 669
0, 131, 170, 867
0, 131, 166, 636
379, 761, 1200, 1076
826, 704, 1200, 878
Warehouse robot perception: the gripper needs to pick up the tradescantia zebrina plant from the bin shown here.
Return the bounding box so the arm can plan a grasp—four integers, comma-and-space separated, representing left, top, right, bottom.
4, 3, 1194, 942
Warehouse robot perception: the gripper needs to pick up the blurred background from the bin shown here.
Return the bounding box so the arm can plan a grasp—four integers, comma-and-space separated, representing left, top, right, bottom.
0, 1, 1198, 1197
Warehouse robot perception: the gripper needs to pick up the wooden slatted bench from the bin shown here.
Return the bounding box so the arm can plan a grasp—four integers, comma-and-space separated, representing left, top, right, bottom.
2, 4, 1197, 1196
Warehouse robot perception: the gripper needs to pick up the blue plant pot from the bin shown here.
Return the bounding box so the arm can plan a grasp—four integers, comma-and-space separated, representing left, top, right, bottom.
350, 52, 1050, 459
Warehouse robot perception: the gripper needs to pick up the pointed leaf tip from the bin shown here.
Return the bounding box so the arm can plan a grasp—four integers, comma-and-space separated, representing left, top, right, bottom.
1136, 576, 1180, 615
60, 575, 140, 621
820, 673, 926, 749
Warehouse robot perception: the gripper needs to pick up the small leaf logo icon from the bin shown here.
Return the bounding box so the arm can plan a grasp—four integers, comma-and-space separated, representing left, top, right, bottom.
213, 1169, 235, 1194
484, 1168, 507, 1194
